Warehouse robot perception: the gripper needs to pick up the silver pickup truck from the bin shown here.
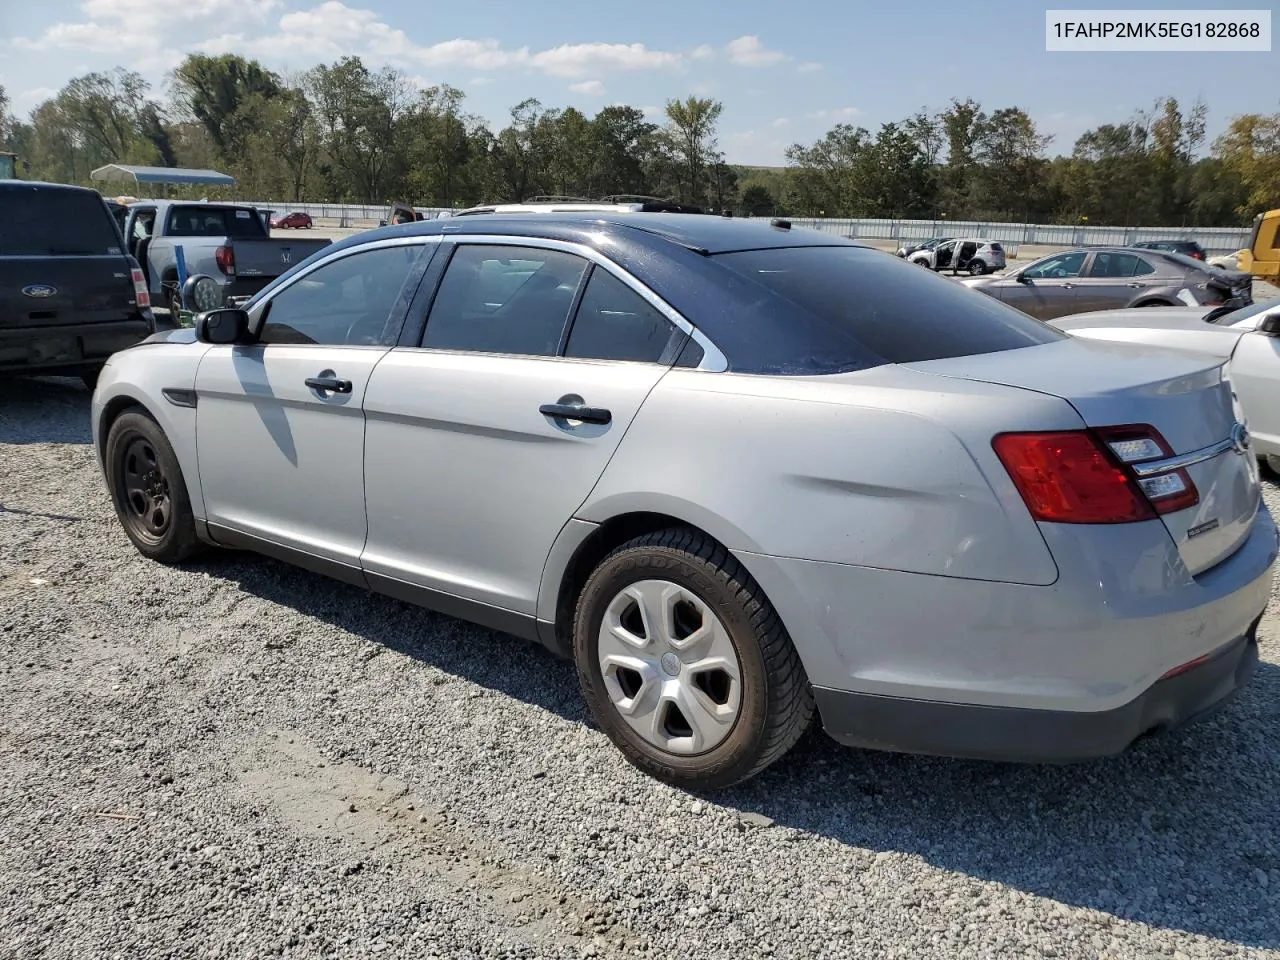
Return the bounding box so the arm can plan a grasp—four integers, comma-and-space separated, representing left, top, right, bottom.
120, 201, 330, 316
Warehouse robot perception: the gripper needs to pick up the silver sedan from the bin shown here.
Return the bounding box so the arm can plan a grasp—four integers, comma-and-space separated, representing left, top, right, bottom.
91, 214, 1276, 789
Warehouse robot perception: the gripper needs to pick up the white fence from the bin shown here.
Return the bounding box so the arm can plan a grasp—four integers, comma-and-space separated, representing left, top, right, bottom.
243, 201, 1254, 255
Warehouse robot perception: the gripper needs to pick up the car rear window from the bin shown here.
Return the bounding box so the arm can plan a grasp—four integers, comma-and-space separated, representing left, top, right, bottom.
1159, 250, 1213, 273
0, 187, 123, 256
713, 246, 1065, 365
989, 243, 1003, 252
165, 205, 266, 239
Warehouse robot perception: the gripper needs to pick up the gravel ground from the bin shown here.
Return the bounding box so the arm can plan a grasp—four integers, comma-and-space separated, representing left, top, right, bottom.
2, 377, 1279, 960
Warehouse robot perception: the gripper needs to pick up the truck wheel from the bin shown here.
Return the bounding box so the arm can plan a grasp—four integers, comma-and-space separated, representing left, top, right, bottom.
573, 528, 814, 790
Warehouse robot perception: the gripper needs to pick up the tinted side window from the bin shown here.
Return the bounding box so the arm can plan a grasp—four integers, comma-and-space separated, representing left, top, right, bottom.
259, 245, 420, 346
565, 269, 676, 363
1023, 252, 1086, 279
714, 246, 1064, 365
424, 245, 588, 356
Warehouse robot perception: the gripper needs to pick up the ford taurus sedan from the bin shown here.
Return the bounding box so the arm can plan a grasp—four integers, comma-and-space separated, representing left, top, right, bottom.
90, 214, 1277, 789
962, 246, 1254, 320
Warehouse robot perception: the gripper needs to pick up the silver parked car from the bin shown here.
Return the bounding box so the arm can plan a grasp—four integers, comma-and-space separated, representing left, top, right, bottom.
962, 246, 1254, 320
91, 214, 1277, 789
909, 237, 1006, 275
1053, 298, 1280, 472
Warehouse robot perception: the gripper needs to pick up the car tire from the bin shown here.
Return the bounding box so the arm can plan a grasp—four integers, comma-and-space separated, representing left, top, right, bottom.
104, 410, 203, 564
573, 527, 814, 790
1265, 455, 1280, 477
968, 259, 987, 276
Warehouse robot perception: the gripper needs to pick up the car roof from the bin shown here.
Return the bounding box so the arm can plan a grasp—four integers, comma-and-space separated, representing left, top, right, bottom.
338, 212, 851, 256
0, 179, 102, 196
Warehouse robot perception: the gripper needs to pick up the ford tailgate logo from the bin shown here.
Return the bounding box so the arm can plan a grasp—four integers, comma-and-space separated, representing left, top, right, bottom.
22, 284, 57, 298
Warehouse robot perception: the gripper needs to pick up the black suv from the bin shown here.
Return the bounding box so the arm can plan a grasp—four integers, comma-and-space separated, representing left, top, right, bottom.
1131, 239, 1207, 261
1, 181, 155, 388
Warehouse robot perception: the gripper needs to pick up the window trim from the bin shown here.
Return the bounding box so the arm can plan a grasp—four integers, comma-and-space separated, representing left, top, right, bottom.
248, 235, 438, 348
408, 234, 727, 371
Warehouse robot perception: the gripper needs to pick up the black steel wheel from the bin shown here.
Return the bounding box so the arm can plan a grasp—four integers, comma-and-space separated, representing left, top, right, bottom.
105, 410, 202, 563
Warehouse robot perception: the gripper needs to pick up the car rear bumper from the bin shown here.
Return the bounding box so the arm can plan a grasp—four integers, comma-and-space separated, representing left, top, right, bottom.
812, 623, 1260, 761
737, 503, 1276, 760
0, 318, 154, 373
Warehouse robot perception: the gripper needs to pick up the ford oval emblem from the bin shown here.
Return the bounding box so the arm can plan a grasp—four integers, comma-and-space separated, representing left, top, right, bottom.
1230, 421, 1250, 455
22, 284, 57, 298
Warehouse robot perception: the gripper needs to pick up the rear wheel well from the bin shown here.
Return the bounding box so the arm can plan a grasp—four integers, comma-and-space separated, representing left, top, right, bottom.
552, 512, 727, 656
1134, 297, 1177, 307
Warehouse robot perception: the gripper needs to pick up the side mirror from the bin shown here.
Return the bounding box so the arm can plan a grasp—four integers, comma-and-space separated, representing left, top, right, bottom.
181, 274, 224, 314
1257, 314, 1280, 337
195, 308, 253, 345
1016, 273, 1032, 284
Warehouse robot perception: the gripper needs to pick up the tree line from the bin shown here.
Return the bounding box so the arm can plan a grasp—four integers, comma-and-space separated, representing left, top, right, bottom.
0, 55, 1276, 227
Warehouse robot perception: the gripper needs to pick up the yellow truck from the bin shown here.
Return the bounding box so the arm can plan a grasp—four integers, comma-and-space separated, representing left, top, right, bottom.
1238, 210, 1280, 281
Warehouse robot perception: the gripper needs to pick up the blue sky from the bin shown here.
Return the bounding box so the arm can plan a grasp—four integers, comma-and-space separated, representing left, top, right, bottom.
2, 0, 1274, 165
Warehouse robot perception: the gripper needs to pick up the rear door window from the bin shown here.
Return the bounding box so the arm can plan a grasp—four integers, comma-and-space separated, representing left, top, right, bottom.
714, 246, 1064, 365
0, 186, 123, 256
423, 244, 588, 356
564, 268, 678, 363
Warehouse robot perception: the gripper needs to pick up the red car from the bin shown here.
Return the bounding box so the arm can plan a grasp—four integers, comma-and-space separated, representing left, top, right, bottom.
270, 211, 313, 229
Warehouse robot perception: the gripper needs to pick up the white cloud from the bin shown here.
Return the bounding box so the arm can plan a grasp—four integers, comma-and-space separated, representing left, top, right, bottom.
808, 107, 862, 121
797, 61, 822, 73
470, 76, 495, 86
691, 43, 715, 60
640, 105, 662, 117
772, 117, 789, 128
568, 79, 605, 96
12, 87, 59, 116
15, 0, 277, 67
725, 35, 787, 67
528, 42, 681, 78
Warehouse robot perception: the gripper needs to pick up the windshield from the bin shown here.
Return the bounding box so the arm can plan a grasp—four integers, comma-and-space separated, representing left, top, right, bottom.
0, 186, 123, 256
1206, 298, 1278, 326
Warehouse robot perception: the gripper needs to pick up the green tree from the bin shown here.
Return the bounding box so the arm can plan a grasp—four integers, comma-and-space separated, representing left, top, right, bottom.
739, 183, 776, 216
171, 54, 282, 160
1213, 111, 1280, 216
662, 96, 723, 206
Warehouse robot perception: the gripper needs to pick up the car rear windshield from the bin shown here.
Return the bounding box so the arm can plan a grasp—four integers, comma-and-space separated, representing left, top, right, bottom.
0, 187, 123, 256
989, 243, 1004, 252
713, 246, 1065, 366
165, 205, 266, 239
1159, 250, 1215, 273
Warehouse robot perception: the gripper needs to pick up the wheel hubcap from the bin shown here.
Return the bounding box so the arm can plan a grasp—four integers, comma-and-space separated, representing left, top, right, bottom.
597, 580, 742, 755
120, 436, 171, 540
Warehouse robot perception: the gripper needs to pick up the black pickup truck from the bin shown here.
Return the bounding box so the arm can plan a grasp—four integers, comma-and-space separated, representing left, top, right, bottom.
1, 181, 156, 388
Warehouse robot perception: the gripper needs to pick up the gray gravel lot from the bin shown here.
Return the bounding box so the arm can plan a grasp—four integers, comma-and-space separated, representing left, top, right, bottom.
2, 377, 1279, 960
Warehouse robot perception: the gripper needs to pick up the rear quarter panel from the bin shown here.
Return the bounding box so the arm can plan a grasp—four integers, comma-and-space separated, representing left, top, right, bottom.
580, 364, 1085, 586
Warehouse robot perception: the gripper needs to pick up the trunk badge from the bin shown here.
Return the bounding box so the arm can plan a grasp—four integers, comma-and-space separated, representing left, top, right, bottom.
1230, 422, 1250, 455
22, 284, 57, 298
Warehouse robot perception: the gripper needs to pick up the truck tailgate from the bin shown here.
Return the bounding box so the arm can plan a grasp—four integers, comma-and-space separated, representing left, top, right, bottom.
233, 238, 331, 279
0, 255, 140, 328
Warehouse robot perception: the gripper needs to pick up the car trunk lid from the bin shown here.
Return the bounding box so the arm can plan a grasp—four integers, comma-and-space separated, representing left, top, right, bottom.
904, 337, 1260, 575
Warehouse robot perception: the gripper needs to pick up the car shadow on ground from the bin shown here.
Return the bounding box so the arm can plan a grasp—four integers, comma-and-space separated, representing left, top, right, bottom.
211, 549, 1279, 951
0, 377, 93, 445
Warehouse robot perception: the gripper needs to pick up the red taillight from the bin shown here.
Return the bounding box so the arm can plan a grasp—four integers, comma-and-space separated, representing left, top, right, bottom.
1094, 424, 1199, 515
1160, 654, 1210, 680
994, 424, 1200, 524
215, 245, 234, 275
126, 256, 151, 311
993, 432, 1153, 523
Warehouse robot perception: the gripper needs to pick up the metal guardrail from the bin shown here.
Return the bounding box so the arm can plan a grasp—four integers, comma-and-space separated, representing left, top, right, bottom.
239, 202, 1254, 256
